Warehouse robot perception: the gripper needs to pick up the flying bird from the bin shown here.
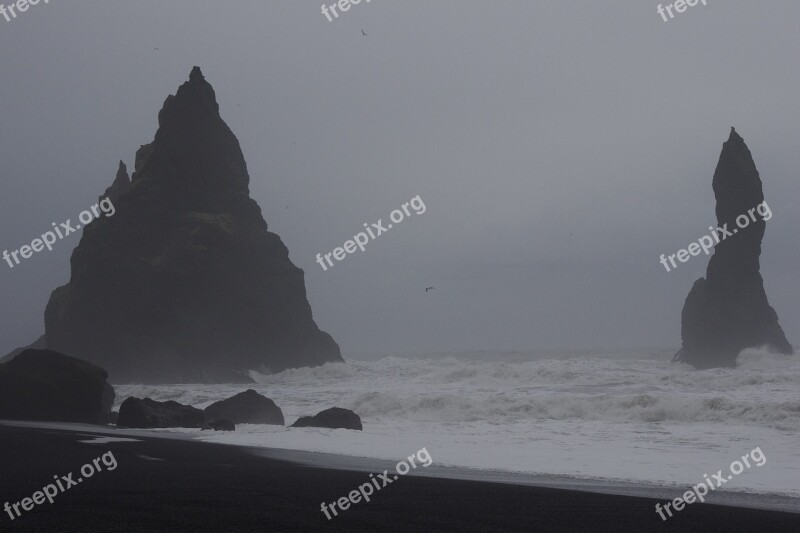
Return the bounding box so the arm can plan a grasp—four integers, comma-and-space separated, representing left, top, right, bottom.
361, 29, 368, 37
425, 287, 434, 293
153, 47, 159, 52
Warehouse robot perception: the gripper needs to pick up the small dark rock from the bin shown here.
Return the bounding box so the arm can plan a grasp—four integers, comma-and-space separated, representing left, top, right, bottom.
117, 397, 205, 428
291, 407, 362, 431
204, 389, 284, 425
202, 419, 236, 431
101, 411, 119, 425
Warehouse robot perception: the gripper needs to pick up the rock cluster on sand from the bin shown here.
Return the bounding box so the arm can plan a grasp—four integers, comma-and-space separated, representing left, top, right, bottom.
291, 407, 363, 431
115, 395, 364, 432
675, 128, 793, 368
110, 392, 364, 432
204, 389, 284, 425
39, 67, 341, 383
0, 349, 114, 424
117, 390, 289, 431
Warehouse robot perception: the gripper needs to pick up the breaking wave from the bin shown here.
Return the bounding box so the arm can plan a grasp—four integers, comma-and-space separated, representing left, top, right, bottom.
116, 348, 800, 431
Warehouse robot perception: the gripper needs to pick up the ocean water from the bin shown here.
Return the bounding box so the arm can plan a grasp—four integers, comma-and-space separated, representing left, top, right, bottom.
114, 348, 800, 501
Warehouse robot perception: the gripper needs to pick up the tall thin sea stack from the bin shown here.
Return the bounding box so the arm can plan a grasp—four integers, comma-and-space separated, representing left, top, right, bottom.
674, 128, 793, 368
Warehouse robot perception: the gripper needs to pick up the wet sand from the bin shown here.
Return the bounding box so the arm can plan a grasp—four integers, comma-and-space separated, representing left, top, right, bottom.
1, 423, 798, 532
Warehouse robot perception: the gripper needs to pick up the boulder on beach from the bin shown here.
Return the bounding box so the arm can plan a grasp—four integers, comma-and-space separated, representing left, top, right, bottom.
291, 407, 362, 431
1, 334, 46, 364
204, 389, 284, 425
117, 397, 205, 429
0, 349, 114, 424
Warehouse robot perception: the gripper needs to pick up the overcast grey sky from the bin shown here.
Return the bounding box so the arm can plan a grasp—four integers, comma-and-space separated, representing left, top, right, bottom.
1, 0, 798, 357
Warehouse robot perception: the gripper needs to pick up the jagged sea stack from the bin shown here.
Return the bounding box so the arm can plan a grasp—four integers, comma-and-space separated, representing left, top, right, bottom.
674, 128, 793, 368
44, 67, 342, 383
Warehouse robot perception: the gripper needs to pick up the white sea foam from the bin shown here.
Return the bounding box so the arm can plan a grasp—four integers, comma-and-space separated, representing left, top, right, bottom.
113, 348, 800, 499
78, 436, 141, 444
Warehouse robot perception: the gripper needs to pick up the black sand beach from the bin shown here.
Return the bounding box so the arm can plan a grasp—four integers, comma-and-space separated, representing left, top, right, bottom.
1, 423, 798, 532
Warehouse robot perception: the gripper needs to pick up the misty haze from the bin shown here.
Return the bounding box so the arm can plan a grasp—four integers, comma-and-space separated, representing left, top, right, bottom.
0, 1, 798, 531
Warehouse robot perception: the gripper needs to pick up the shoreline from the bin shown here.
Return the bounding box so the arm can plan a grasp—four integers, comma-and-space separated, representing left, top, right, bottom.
2, 420, 799, 531
247, 446, 800, 516
4, 420, 799, 515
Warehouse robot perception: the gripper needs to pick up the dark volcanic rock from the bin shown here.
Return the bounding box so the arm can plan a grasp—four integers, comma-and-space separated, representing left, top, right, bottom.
674, 128, 793, 368
204, 389, 284, 425
43, 67, 342, 383
117, 397, 205, 428
202, 419, 236, 431
101, 160, 132, 205
1, 334, 46, 363
102, 381, 115, 413
291, 407, 362, 431
0, 349, 114, 424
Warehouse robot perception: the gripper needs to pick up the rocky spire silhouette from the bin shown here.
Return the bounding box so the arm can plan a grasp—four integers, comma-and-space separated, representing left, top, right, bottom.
100, 161, 131, 205
674, 128, 793, 368
43, 67, 342, 383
